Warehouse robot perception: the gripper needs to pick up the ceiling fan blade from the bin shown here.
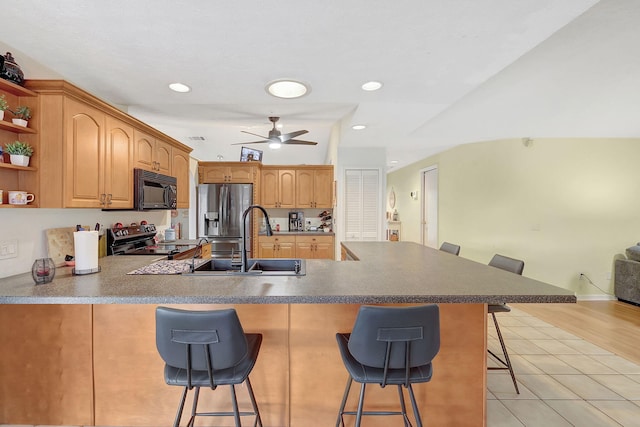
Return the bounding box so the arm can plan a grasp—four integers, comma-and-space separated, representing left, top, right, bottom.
286, 141, 317, 145
278, 129, 308, 142
231, 140, 268, 145
241, 130, 269, 139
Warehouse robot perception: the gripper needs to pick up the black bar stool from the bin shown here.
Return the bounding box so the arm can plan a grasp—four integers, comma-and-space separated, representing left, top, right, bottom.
487, 254, 525, 394
155, 306, 263, 427
335, 304, 440, 427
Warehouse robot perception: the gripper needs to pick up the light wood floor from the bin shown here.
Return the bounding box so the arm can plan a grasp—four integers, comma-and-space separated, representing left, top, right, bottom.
514, 300, 640, 365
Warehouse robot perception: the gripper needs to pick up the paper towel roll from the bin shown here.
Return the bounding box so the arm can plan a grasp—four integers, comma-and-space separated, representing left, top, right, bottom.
74, 231, 99, 274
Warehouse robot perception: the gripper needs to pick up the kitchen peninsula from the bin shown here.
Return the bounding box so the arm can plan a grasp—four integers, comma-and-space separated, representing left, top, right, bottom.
0, 242, 575, 427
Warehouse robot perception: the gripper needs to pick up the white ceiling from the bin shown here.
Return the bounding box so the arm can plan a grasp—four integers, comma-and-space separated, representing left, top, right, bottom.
0, 0, 635, 169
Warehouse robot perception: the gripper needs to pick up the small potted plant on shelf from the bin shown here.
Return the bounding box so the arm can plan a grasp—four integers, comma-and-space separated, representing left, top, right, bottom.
0, 94, 8, 121
4, 140, 33, 166
10, 105, 31, 127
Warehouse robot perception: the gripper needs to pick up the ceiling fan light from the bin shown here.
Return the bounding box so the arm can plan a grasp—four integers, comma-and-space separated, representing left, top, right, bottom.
266, 79, 310, 99
361, 81, 383, 91
268, 141, 282, 149
168, 82, 191, 93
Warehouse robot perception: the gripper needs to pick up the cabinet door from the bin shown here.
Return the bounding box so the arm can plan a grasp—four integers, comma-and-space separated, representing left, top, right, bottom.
228, 165, 255, 183
278, 242, 296, 258
133, 130, 155, 172
172, 149, 190, 208
313, 168, 334, 208
295, 240, 314, 259
261, 169, 279, 207
63, 97, 105, 208
155, 139, 172, 175
295, 169, 314, 208
313, 237, 335, 260
104, 117, 134, 209
279, 169, 296, 208
201, 166, 229, 183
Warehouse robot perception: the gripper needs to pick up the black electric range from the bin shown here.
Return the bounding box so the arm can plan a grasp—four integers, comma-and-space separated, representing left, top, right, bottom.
107, 224, 194, 257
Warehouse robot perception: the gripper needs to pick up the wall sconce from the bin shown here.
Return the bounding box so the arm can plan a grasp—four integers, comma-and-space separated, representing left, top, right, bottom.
410, 191, 418, 200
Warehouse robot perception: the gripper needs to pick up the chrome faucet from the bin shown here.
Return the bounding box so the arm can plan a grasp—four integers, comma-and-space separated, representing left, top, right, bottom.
241, 205, 273, 272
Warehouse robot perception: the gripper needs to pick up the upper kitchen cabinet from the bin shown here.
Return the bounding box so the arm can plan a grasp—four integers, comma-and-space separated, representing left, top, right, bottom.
134, 129, 171, 175
261, 167, 295, 208
295, 166, 334, 208
24, 80, 192, 209
172, 148, 190, 208
198, 162, 256, 184
0, 79, 38, 207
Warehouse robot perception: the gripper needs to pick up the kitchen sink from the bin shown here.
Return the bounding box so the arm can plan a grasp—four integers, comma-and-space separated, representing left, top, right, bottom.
184, 258, 306, 276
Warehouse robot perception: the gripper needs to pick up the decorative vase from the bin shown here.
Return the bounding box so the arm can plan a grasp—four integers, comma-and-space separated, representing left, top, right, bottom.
12, 118, 27, 127
32, 258, 56, 285
9, 154, 29, 167
0, 52, 24, 86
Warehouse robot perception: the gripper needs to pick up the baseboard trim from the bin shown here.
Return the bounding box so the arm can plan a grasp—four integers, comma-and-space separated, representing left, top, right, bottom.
576, 294, 617, 301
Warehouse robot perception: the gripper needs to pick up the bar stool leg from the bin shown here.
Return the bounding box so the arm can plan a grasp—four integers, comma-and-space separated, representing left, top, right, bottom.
173, 387, 189, 427
245, 377, 263, 427
397, 385, 411, 426
407, 383, 423, 427
336, 377, 353, 427
491, 313, 520, 394
355, 383, 367, 427
230, 384, 242, 426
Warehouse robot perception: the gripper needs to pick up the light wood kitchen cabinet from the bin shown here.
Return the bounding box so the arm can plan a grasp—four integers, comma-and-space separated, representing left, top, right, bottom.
24, 80, 193, 209
295, 235, 335, 259
257, 235, 296, 258
103, 116, 134, 209
199, 162, 255, 183
61, 98, 133, 209
134, 129, 171, 175
172, 148, 190, 208
261, 167, 295, 208
295, 166, 334, 208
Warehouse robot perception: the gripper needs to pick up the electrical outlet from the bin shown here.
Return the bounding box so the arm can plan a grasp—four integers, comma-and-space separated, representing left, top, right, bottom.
0, 239, 18, 260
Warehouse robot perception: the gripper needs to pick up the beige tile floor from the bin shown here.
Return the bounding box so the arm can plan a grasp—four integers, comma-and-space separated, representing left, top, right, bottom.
2, 306, 639, 426
487, 307, 640, 427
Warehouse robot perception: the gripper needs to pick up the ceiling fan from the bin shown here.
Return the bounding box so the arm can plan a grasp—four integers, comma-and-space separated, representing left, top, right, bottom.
233, 116, 317, 148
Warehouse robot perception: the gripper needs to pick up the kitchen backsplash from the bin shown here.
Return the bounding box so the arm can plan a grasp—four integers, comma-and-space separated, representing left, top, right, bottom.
262, 208, 333, 232
0, 208, 171, 278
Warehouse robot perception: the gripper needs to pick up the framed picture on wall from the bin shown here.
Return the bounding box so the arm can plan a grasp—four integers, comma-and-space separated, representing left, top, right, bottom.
240, 146, 263, 162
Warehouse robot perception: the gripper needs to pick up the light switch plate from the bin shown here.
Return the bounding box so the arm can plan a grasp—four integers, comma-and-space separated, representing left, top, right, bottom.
0, 239, 18, 260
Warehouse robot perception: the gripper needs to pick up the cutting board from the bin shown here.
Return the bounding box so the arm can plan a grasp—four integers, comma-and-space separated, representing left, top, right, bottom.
46, 226, 89, 267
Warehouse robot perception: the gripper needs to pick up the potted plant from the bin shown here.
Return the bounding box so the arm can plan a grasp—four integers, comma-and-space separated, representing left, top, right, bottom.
0, 94, 8, 121
4, 140, 33, 166
10, 105, 31, 127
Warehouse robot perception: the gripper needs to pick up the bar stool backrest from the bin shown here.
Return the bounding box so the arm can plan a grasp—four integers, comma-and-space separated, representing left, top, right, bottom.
488, 254, 524, 275
156, 307, 248, 372
347, 305, 440, 371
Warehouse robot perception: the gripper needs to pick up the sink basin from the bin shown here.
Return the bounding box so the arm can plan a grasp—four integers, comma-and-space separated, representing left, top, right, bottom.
184, 258, 306, 276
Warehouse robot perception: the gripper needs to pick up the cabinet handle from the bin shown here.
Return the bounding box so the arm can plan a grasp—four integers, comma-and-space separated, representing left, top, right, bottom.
106, 194, 113, 205
100, 193, 106, 206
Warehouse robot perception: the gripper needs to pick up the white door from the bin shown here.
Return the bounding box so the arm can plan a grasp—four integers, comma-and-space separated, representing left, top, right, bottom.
421, 166, 438, 248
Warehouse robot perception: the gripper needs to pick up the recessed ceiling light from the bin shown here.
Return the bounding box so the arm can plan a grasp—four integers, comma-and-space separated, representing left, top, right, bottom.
266, 79, 310, 99
268, 141, 282, 149
352, 124, 366, 130
169, 82, 191, 93
361, 81, 383, 91
390, 160, 398, 164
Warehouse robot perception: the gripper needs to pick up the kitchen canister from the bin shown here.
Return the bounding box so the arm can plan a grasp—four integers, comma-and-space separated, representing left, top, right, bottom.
165, 228, 176, 241
73, 230, 100, 275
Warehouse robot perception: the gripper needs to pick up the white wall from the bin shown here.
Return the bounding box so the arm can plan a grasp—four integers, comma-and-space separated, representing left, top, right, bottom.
387, 138, 640, 298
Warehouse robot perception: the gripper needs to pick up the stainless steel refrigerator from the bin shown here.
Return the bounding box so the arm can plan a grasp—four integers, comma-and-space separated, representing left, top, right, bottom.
197, 183, 253, 258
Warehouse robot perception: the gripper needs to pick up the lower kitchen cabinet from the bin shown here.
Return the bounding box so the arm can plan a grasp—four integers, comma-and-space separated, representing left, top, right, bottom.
257, 235, 296, 258
295, 235, 334, 259
258, 234, 334, 260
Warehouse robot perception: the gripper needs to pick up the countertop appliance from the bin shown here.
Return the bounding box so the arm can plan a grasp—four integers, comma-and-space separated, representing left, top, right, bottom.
107, 224, 193, 257
133, 168, 177, 211
289, 211, 304, 231
197, 183, 254, 258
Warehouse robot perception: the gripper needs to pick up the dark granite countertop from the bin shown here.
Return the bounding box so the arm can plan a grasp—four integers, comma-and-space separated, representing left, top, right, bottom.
0, 242, 575, 305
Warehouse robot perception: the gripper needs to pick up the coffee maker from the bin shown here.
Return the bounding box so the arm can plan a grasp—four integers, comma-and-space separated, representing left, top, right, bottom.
288, 211, 304, 231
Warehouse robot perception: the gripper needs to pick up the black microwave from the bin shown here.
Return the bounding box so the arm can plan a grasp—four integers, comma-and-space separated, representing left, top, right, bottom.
134, 168, 177, 210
